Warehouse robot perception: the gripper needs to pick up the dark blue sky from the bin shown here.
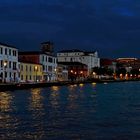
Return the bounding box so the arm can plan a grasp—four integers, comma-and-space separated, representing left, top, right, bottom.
0, 0, 140, 58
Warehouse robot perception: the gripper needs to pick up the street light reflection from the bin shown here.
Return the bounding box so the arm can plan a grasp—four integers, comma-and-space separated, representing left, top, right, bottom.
51, 86, 59, 91
29, 88, 43, 112
0, 91, 19, 134
0, 92, 12, 112
79, 83, 84, 87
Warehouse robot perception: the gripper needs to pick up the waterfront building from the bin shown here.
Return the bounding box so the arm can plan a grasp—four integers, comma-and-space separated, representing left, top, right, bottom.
116, 58, 140, 69
100, 58, 117, 73
56, 63, 68, 81
115, 58, 140, 79
0, 42, 18, 82
58, 62, 88, 81
19, 42, 57, 82
57, 49, 100, 76
19, 61, 43, 82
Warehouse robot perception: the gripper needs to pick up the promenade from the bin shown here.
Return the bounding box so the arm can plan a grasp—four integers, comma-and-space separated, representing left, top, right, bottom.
0, 78, 140, 92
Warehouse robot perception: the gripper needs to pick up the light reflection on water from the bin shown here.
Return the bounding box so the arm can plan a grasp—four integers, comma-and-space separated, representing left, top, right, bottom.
1, 82, 140, 139
0, 91, 19, 139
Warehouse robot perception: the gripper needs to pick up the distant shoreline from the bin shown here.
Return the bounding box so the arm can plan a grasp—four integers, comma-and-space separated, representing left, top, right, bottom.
0, 79, 140, 92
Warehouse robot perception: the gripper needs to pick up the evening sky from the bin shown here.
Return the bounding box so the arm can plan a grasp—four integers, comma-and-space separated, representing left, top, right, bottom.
0, 0, 140, 58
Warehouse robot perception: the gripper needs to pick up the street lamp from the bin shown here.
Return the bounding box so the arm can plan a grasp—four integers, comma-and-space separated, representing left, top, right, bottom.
3, 61, 7, 83
93, 72, 96, 78
35, 66, 38, 82
70, 70, 73, 73
54, 68, 57, 81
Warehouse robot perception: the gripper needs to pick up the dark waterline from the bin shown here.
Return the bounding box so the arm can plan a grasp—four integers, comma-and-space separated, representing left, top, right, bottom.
0, 82, 140, 140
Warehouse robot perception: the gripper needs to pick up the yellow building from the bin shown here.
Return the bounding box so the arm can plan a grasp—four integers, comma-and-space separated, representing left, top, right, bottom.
19, 61, 43, 82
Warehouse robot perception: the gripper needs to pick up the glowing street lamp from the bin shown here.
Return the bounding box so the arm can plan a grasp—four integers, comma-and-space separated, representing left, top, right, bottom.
54, 68, 57, 81
80, 71, 83, 74
70, 70, 73, 73
3, 61, 7, 83
93, 72, 96, 78
35, 66, 38, 82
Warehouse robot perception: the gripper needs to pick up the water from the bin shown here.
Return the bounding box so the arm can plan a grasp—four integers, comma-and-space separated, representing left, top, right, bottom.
0, 82, 140, 140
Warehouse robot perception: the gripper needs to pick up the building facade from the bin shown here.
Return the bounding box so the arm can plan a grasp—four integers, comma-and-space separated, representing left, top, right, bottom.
0, 43, 18, 82
57, 49, 100, 75
19, 61, 43, 82
19, 52, 57, 82
57, 64, 68, 81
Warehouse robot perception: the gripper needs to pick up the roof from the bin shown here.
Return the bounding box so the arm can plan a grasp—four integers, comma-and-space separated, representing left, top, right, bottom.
19, 60, 42, 65
0, 42, 17, 49
57, 62, 87, 66
59, 49, 83, 53
19, 51, 41, 55
19, 51, 56, 57
58, 49, 97, 55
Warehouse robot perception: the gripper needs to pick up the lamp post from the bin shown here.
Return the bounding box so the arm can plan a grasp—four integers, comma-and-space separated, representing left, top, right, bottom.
3, 61, 7, 83
54, 68, 57, 81
35, 66, 38, 82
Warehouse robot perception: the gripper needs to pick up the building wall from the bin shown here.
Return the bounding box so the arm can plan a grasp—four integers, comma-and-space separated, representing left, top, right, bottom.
0, 44, 18, 82
19, 55, 40, 64
57, 64, 68, 81
39, 54, 57, 81
19, 53, 57, 82
57, 51, 100, 75
20, 62, 43, 82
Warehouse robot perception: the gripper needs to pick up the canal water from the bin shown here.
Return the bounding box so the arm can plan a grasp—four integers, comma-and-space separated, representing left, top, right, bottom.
0, 81, 140, 140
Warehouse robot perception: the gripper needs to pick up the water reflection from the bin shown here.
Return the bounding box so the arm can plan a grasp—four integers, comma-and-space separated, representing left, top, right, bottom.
67, 85, 79, 110
29, 88, 43, 111
0, 92, 19, 139
0, 91, 13, 112
28, 88, 45, 139
50, 86, 60, 109
91, 83, 97, 95
79, 83, 84, 87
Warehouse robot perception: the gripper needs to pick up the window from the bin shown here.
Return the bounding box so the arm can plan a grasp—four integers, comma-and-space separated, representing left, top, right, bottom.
26, 65, 28, 71
10, 72, 11, 78
26, 75, 28, 81
5, 48, 7, 55
9, 61, 11, 68
30, 75, 32, 80
9, 49, 11, 55
13, 50, 17, 56
53, 58, 56, 63
43, 65, 45, 71
21, 65, 23, 71
1, 60, 3, 68
48, 66, 52, 72
42, 56, 44, 61
13, 62, 17, 70
0, 48, 3, 54
48, 57, 53, 62
46, 57, 48, 62
15, 51, 17, 56
18, 73, 20, 78
5, 72, 7, 78
30, 66, 32, 72
21, 75, 23, 80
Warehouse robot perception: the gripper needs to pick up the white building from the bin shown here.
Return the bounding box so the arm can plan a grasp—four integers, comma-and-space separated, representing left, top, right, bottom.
39, 53, 57, 81
0, 43, 19, 82
18, 52, 57, 82
19, 42, 57, 82
57, 49, 100, 75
